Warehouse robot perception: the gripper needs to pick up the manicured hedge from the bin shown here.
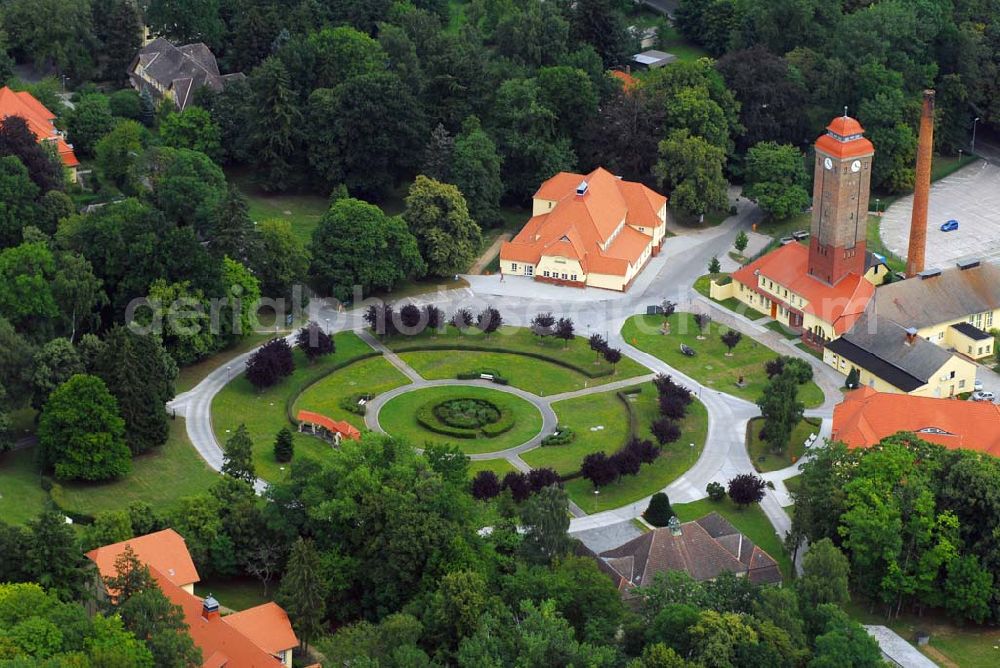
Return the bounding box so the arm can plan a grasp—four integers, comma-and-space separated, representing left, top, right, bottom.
416, 401, 478, 438
481, 406, 515, 436
391, 344, 614, 379
456, 369, 510, 385
338, 393, 373, 416
541, 426, 575, 446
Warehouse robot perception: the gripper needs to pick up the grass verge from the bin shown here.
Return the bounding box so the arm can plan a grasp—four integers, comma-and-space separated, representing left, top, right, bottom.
196, 576, 269, 612
621, 314, 824, 408
565, 386, 709, 513
521, 390, 630, 475
746, 417, 821, 473
467, 458, 517, 478
294, 357, 410, 430
379, 386, 542, 455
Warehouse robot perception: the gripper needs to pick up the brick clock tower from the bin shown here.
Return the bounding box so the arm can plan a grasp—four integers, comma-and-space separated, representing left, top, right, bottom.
808, 115, 875, 285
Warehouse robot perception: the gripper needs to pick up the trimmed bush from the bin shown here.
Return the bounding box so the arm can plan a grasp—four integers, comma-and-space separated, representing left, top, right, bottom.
456, 369, 510, 385
471, 470, 501, 500
643, 492, 674, 527
415, 397, 515, 439
338, 393, 373, 416
541, 426, 575, 446
416, 402, 477, 438
390, 343, 615, 378
707, 481, 726, 501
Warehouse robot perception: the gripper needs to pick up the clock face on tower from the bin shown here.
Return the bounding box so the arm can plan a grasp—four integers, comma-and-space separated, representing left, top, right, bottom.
824, 157, 833, 170
851, 160, 862, 173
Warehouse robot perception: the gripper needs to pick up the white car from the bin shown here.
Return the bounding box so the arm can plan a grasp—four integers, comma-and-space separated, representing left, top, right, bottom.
970, 390, 995, 402
974, 379, 984, 392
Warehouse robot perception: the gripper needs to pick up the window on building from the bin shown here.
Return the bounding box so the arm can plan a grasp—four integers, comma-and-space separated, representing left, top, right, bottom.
511, 263, 518, 272
959, 379, 966, 389
949, 370, 956, 379
978, 346, 983, 355
938, 331, 943, 340
570, 274, 577, 281
968, 345, 973, 353
525, 265, 533, 276
543, 271, 550, 277
561, 273, 567, 280
987, 312, 994, 327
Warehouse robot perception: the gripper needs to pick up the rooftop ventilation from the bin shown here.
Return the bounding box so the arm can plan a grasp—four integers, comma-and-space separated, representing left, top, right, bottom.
576, 180, 589, 196
956, 259, 980, 270
918, 268, 941, 279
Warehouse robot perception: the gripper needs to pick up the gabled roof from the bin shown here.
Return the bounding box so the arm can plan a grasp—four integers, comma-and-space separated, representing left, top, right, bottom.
598, 512, 781, 587
88, 531, 297, 668
732, 242, 874, 334
827, 315, 957, 392
0, 86, 79, 168
86, 528, 200, 589
130, 38, 244, 110
832, 388, 1000, 457
297, 410, 361, 440
873, 261, 1000, 330
500, 167, 666, 278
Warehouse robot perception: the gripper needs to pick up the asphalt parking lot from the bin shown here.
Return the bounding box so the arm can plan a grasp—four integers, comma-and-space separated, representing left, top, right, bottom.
880, 160, 1000, 268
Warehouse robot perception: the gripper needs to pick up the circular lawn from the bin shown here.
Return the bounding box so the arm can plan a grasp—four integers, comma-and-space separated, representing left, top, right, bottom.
379, 386, 543, 455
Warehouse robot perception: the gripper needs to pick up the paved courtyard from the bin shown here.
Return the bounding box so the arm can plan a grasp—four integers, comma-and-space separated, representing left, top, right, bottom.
880, 160, 1000, 267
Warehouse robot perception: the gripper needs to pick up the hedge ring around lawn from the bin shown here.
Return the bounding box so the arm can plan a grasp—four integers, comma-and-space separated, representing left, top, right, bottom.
376, 384, 548, 456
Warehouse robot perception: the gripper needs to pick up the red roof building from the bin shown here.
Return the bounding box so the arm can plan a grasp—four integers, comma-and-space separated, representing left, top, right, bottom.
87, 530, 301, 668
499, 167, 667, 291
0, 86, 79, 180
296, 409, 361, 442
832, 387, 1000, 457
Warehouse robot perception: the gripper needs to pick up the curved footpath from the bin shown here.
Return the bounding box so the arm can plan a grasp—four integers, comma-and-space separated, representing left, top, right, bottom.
170, 194, 839, 574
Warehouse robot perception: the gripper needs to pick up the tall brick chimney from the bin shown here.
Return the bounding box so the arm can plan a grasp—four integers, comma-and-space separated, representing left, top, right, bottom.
906, 90, 935, 277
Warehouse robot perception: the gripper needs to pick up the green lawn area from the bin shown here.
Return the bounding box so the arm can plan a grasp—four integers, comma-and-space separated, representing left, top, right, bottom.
0, 448, 52, 525
294, 357, 410, 430
521, 392, 630, 475
565, 385, 709, 513
379, 386, 543, 455
782, 474, 801, 498
0, 419, 221, 525
795, 341, 825, 361
8, 407, 36, 440
621, 314, 824, 408
384, 325, 648, 381
693, 272, 726, 298
655, 24, 710, 63
211, 331, 377, 481
672, 497, 793, 580
468, 458, 517, 478
746, 417, 821, 473
764, 320, 800, 340
845, 598, 1000, 668
398, 350, 627, 396
196, 576, 269, 612
228, 168, 327, 246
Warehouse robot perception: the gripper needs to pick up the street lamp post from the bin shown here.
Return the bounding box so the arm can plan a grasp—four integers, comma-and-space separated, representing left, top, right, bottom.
226, 365, 231, 381
972, 117, 980, 155
875, 198, 880, 216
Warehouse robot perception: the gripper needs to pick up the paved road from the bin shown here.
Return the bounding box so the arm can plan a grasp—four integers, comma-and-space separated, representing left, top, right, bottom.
170, 191, 833, 572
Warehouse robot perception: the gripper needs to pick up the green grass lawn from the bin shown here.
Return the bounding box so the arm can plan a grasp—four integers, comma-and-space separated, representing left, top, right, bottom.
228, 168, 327, 246
521, 392, 630, 475
398, 350, 628, 396
621, 314, 824, 408
764, 320, 800, 340
379, 386, 543, 455
467, 458, 517, 478
294, 357, 410, 430
8, 407, 36, 440
782, 474, 801, 498
655, 24, 710, 62
672, 497, 793, 580
565, 385, 709, 513
845, 598, 1000, 668
0, 448, 52, 524
384, 325, 648, 381
0, 419, 220, 525
693, 272, 727, 298
196, 576, 270, 612
746, 417, 821, 473
795, 341, 825, 361
211, 332, 376, 481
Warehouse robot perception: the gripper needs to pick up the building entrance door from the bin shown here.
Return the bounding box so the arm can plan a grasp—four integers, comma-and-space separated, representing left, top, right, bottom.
770, 301, 777, 319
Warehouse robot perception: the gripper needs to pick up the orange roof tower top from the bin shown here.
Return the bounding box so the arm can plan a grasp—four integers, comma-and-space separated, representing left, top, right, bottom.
815, 113, 875, 159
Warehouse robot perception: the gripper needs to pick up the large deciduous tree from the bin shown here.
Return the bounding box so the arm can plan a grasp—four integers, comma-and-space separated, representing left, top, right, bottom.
404, 175, 483, 277
159, 106, 222, 161
309, 198, 425, 301
451, 116, 504, 227
245, 337, 294, 390
743, 142, 811, 219
145, 0, 223, 45
656, 130, 729, 218
38, 373, 131, 481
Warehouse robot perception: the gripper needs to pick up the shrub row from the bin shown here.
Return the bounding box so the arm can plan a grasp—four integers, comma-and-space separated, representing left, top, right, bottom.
338, 393, 374, 416
481, 406, 515, 436
456, 369, 510, 385
541, 426, 576, 447
390, 344, 614, 379
415, 402, 478, 439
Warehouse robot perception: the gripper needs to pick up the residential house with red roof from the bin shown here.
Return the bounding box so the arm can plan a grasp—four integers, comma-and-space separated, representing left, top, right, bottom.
832, 387, 1000, 457
0, 85, 79, 182
87, 529, 301, 668
499, 167, 667, 291
596, 513, 782, 598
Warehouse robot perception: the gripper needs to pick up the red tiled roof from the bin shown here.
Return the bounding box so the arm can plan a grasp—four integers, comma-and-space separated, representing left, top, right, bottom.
500, 167, 666, 278
86, 529, 200, 589
0, 86, 78, 169
88, 532, 299, 668
816, 115, 874, 159
224, 602, 299, 656
827, 116, 865, 137
832, 388, 1000, 457
296, 410, 361, 440
732, 242, 874, 334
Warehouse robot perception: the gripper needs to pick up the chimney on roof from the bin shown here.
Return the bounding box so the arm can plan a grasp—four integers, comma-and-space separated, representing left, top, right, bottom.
957, 259, 980, 270
576, 180, 589, 196
202, 594, 220, 621
667, 516, 682, 536
904, 326, 918, 345
906, 90, 935, 277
